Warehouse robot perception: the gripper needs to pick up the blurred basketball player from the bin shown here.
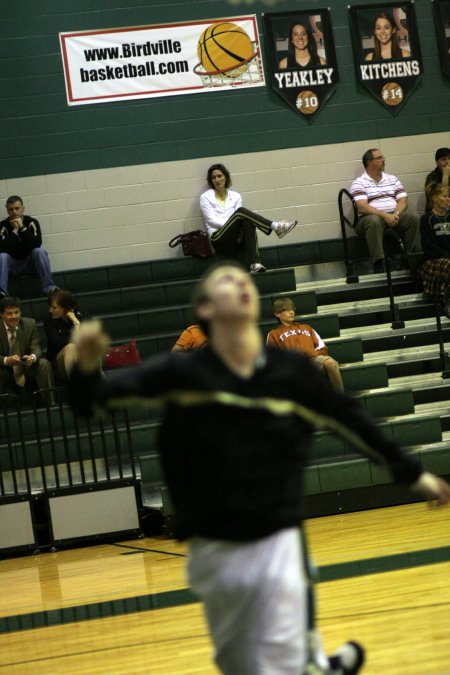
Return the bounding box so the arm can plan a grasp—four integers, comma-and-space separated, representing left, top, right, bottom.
68, 261, 450, 675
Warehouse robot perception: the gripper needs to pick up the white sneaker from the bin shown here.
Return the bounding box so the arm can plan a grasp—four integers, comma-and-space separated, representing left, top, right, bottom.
250, 263, 266, 274
272, 220, 298, 239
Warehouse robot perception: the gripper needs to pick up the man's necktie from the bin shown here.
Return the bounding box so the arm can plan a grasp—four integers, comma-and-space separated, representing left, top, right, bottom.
7, 328, 26, 387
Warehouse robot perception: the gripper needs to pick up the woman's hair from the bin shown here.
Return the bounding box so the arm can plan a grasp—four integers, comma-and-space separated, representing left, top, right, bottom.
48, 288, 78, 311
372, 13, 402, 60
287, 21, 319, 62
206, 164, 231, 189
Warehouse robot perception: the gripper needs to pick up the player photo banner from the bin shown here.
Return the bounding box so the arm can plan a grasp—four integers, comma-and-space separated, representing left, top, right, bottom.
348, 2, 422, 115
264, 10, 338, 120
59, 16, 264, 106
432, 0, 450, 78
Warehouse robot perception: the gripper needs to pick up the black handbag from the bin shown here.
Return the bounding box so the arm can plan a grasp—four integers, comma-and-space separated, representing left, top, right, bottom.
169, 230, 213, 258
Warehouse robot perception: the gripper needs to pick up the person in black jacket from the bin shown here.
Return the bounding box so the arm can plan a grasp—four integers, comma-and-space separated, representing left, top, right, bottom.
68, 261, 450, 675
424, 148, 450, 211
0, 195, 57, 297
419, 184, 450, 316
44, 288, 85, 382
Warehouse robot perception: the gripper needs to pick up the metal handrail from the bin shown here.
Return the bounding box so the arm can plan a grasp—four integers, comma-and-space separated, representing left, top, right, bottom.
338, 188, 359, 284
383, 229, 405, 329
433, 300, 450, 378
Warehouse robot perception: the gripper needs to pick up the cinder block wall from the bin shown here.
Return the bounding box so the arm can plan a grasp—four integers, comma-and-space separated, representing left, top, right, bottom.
1, 0, 448, 271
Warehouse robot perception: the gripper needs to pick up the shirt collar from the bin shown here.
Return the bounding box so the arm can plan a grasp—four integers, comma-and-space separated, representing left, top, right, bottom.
3, 322, 16, 334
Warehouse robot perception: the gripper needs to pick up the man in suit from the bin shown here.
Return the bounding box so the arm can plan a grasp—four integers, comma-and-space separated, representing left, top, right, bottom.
0, 296, 54, 401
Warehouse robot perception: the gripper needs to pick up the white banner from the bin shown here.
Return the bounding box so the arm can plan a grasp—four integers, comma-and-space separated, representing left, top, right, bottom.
60, 16, 265, 106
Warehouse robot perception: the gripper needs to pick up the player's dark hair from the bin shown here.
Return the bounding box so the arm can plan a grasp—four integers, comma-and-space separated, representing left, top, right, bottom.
206, 164, 231, 189
287, 20, 319, 63
372, 13, 403, 60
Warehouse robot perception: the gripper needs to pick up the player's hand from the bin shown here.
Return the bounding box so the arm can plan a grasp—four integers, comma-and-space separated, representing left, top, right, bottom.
21, 355, 34, 367
412, 472, 450, 506
72, 320, 109, 373
10, 217, 22, 232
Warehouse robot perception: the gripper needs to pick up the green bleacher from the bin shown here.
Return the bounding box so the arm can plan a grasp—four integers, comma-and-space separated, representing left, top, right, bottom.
2, 237, 449, 527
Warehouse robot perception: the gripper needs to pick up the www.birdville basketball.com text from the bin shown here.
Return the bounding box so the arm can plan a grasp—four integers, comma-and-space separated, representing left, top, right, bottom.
79, 39, 189, 82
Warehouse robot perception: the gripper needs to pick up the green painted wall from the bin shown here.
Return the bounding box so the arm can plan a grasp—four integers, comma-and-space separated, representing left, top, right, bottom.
1, 0, 449, 180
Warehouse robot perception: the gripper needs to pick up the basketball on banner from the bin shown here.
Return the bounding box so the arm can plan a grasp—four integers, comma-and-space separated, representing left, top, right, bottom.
194, 21, 263, 87
296, 90, 319, 115
381, 82, 404, 106
198, 23, 253, 77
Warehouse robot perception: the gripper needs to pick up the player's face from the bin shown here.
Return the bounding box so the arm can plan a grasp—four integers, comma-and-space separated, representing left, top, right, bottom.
49, 300, 66, 320
6, 201, 24, 221
203, 266, 260, 323
374, 19, 395, 45
211, 170, 227, 191
1, 306, 21, 329
291, 25, 309, 50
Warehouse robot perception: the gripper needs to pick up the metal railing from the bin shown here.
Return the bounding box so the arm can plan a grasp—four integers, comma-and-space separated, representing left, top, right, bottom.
0, 387, 137, 499
338, 188, 359, 284
338, 189, 450, 375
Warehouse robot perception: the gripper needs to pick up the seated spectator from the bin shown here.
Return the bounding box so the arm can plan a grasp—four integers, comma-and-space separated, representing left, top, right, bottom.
425, 147, 450, 211
419, 184, 450, 317
350, 150, 421, 273
0, 195, 58, 298
44, 289, 86, 381
172, 324, 208, 352
267, 297, 344, 391
200, 164, 298, 274
0, 295, 54, 402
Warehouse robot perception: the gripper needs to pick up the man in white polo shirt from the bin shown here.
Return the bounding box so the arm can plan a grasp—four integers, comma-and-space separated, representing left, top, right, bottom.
350, 149, 421, 273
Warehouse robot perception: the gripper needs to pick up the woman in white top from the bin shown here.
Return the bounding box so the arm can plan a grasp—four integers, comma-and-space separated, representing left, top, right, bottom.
200, 164, 297, 273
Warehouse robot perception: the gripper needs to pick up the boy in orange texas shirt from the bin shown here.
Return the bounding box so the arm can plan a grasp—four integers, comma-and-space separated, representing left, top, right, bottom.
267, 297, 344, 391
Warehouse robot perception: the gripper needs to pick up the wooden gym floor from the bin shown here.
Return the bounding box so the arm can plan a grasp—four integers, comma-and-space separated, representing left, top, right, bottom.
0, 502, 449, 674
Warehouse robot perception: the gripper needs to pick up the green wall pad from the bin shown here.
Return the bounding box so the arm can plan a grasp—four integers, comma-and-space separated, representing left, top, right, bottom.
362, 389, 415, 418
341, 363, 388, 391
328, 338, 363, 364
319, 458, 372, 492
419, 447, 450, 475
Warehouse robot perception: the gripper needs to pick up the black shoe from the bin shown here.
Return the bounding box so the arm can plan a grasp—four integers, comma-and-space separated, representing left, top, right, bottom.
373, 259, 385, 273
329, 641, 365, 674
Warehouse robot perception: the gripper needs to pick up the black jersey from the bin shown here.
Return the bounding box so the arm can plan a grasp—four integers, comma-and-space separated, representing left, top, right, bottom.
70, 346, 421, 540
